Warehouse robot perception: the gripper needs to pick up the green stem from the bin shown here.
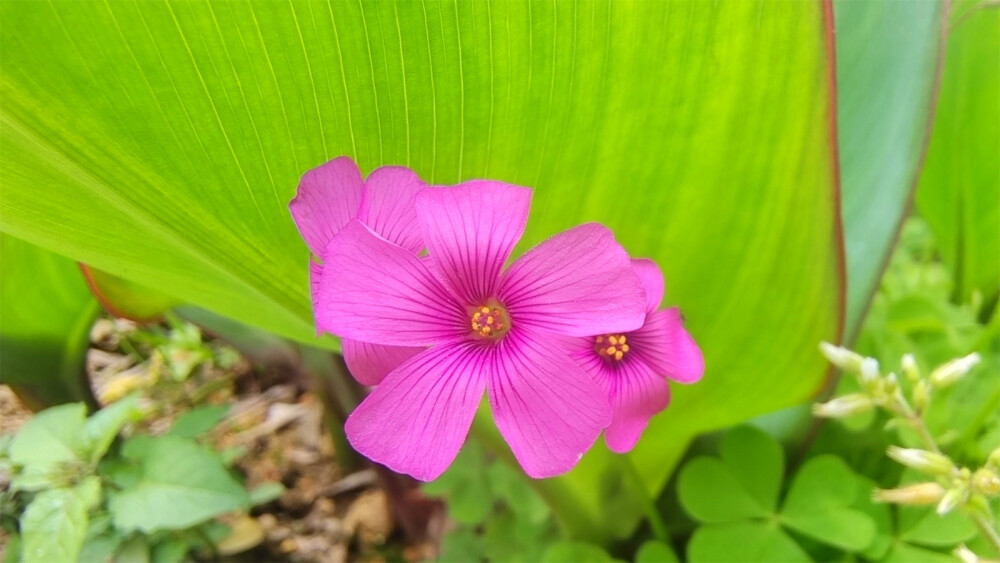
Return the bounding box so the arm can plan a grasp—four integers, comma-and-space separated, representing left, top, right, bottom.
890, 394, 940, 453
971, 514, 1000, 556
618, 454, 670, 543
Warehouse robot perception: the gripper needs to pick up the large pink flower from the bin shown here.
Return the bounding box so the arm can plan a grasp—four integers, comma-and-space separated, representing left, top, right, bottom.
316, 182, 648, 480
568, 259, 704, 453
289, 157, 425, 385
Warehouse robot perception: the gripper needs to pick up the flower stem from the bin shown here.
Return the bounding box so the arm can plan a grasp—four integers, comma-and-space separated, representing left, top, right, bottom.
618, 455, 670, 543
890, 394, 941, 453
972, 514, 1000, 556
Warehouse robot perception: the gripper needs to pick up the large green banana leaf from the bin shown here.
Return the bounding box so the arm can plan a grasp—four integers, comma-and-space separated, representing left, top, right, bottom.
916, 5, 1000, 313
0, 0, 862, 539
836, 0, 946, 335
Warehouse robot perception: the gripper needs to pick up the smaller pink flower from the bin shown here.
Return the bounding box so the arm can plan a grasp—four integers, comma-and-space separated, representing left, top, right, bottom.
568, 259, 704, 453
289, 157, 426, 385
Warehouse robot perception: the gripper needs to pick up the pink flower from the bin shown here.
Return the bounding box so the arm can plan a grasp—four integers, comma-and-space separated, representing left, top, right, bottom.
315, 182, 647, 480
289, 157, 425, 385
568, 259, 704, 453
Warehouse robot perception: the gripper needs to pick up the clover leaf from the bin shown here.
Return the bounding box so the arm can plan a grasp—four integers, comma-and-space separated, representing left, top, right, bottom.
679, 425, 877, 562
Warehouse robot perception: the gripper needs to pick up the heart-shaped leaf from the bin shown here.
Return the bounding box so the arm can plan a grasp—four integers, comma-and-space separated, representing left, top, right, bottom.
898, 507, 977, 548
781, 455, 876, 551
678, 457, 774, 524
687, 521, 810, 563
720, 425, 785, 514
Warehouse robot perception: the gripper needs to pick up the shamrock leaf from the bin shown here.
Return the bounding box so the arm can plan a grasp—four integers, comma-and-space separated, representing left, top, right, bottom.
679, 426, 878, 562
678, 425, 784, 523
780, 455, 877, 550
687, 521, 810, 562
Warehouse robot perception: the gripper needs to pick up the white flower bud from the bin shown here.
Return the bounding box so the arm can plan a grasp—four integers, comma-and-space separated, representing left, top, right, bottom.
813, 394, 872, 419
901, 354, 919, 383
936, 486, 968, 515
819, 342, 864, 373
860, 357, 880, 384
887, 446, 954, 476
929, 353, 981, 388
953, 545, 979, 563
884, 372, 899, 393
972, 468, 1000, 496
873, 482, 945, 505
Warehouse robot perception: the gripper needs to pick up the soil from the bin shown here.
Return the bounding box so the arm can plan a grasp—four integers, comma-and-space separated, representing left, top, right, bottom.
0, 317, 442, 563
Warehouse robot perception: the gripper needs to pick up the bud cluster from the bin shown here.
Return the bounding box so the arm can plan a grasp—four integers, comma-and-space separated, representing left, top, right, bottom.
814, 344, 983, 421
816, 343, 1000, 555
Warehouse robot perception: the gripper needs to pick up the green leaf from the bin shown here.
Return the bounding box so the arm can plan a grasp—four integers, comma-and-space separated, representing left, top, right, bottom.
836, 0, 946, 332
0, 234, 99, 408
852, 475, 893, 559
166, 404, 229, 439
79, 264, 178, 323
20, 477, 102, 563
540, 541, 614, 563
116, 535, 151, 563
248, 482, 285, 506
898, 507, 977, 548
635, 540, 679, 563
108, 436, 249, 533
780, 455, 876, 551
2, 534, 21, 563
149, 537, 189, 563
9, 403, 87, 491
487, 461, 550, 525
0, 0, 849, 538
916, 8, 1000, 310
687, 521, 810, 563
884, 542, 957, 563
423, 440, 493, 525
720, 425, 785, 514
80, 394, 144, 464
678, 457, 772, 524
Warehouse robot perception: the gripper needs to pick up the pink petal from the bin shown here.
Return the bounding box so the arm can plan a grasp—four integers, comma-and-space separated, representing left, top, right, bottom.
416, 182, 531, 304
568, 342, 670, 453
630, 308, 705, 383
488, 327, 612, 478
315, 220, 466, 346
358, 166, 428, 255
602, 360, 671, 453
345, 342, 488, 481
631, 258, 665, 314
342, 339, 424, 386
290, 157, 365, 256
499, 223, 646, 337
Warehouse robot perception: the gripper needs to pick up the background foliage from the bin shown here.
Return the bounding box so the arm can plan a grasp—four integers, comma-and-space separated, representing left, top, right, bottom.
0, 0, 995, 552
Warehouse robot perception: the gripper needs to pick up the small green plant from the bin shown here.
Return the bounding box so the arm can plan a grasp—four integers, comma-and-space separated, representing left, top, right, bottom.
677, 425, 878, 562
0, 396, 280, 563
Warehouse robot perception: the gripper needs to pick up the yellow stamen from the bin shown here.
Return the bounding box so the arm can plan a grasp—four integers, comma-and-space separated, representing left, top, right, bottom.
618, 335, 626, 344
481, 306, 490, 314
606, 346, 617, 355
621, 344, 630, 352
487, 316, 494, 324
615, 351, 623, 360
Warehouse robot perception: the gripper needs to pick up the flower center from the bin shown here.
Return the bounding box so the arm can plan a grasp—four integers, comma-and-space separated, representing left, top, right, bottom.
594, 334, 630, 361
471, 304, 510, 339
